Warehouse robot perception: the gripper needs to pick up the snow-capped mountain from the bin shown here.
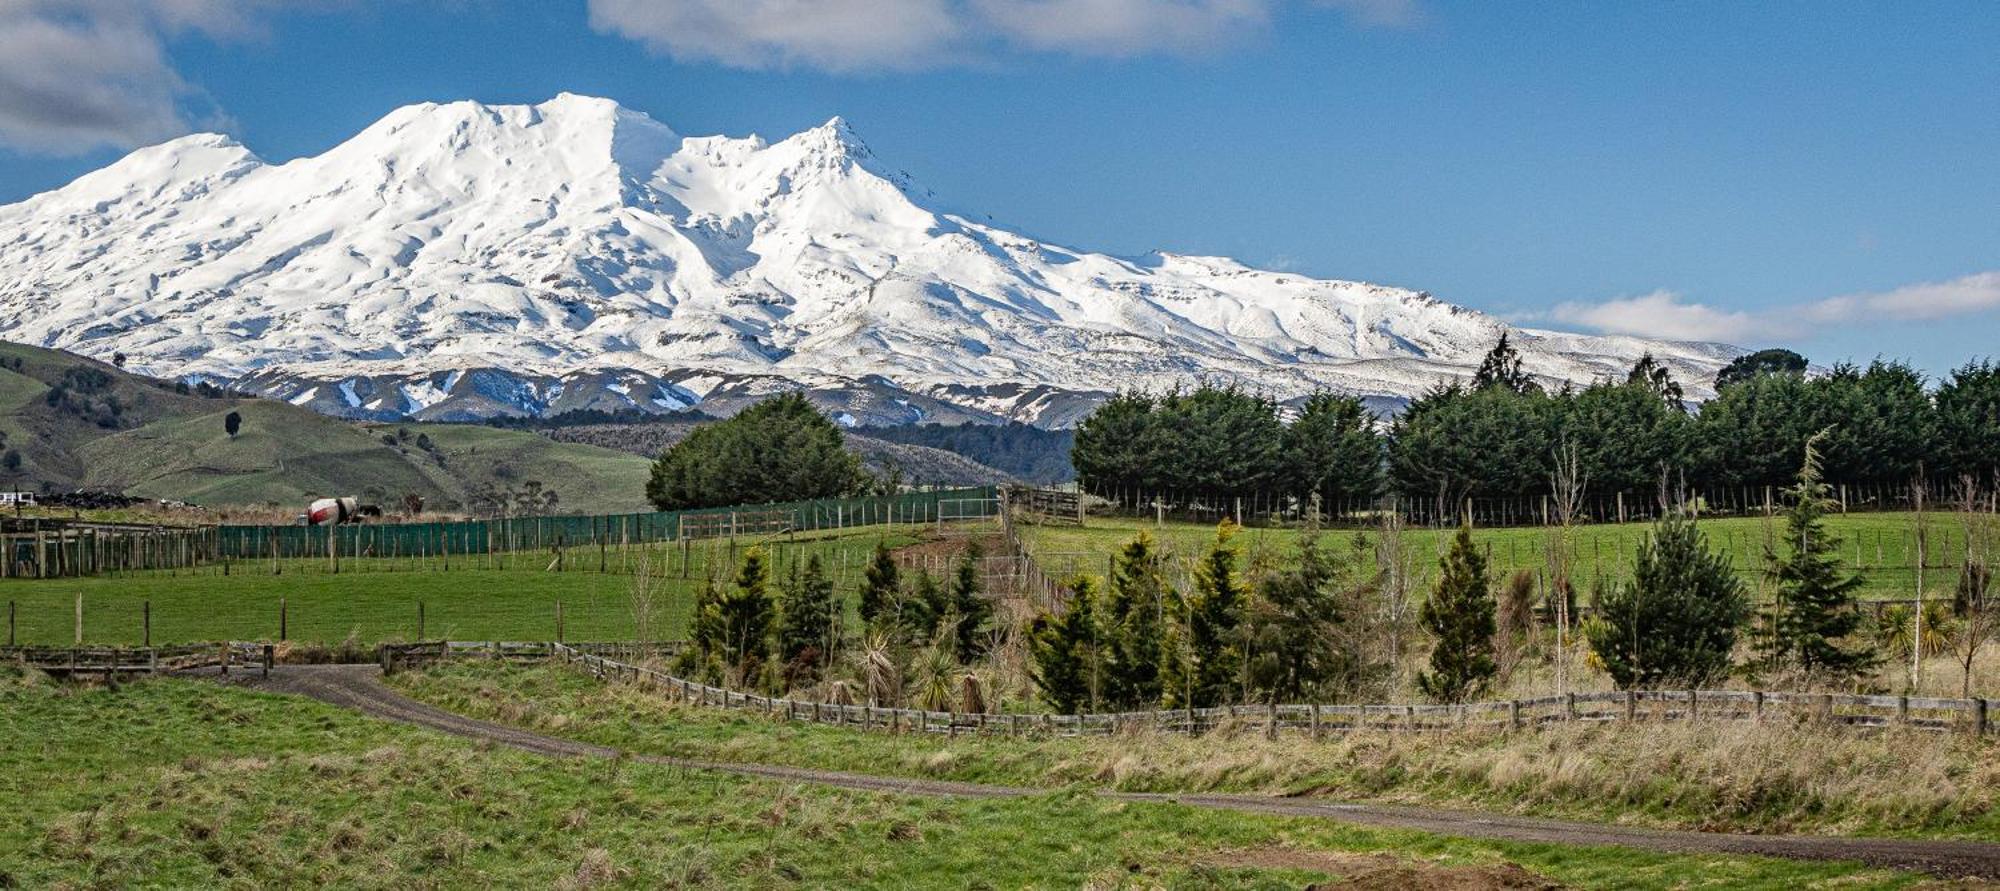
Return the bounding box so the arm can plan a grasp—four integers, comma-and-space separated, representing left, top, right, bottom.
0, 94, 1737, 426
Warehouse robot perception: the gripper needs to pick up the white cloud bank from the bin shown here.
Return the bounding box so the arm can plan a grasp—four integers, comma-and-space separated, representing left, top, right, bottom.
1549, 271, 2000, 343
0, 0, 300, 154
586, 0, 1419, 72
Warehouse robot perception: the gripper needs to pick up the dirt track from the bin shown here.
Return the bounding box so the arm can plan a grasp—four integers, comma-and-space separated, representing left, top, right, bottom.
211, 664, 2000, 880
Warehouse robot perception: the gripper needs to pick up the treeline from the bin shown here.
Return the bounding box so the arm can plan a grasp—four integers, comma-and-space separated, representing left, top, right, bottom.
1072, 336, 2000, 505
856, 422, 1075, 484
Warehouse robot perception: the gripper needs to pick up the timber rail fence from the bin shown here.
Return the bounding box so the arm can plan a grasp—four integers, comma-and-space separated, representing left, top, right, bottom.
361, 641, 2000, 739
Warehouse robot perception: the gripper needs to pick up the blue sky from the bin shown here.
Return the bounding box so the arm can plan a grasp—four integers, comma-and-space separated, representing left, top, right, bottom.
1, 1, 1995, 374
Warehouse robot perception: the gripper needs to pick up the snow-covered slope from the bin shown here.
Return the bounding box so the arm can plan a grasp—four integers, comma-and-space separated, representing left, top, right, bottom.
0, 94, 1738, 426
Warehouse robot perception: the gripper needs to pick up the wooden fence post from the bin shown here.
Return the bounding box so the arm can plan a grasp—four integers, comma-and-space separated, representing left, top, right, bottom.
1818, 693, 1834, 723
417, 600, 426, 640
279, 597, 287, 641
1752, 691, 1764, 723
262, 643, 273, 679
555, 600, 564, 644
6, 600, 12, 647
1508, 700, 1522, 729
1896, 695, 1910, 727
143, 600, 151, 648
73, 591, 81, 645
1564, 692, 1577, 721
1973, 699, 1989, 738
1623, 691, 1636, 723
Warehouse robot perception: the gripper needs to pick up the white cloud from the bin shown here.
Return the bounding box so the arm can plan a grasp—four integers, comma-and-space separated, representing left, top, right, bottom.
1549, 290, 1765, 342
586, 0, 1419, 72
972, 0, 1271, 57
1314, 0, 1423, 28
585, 0, 966, 72
1549, 272, 2000, 343
0, 1, 291, 155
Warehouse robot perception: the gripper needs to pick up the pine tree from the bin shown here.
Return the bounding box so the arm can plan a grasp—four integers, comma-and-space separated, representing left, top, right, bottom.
777, 553, 839, 685
857, 541, 900, 627
945, 543, 992, 656
1625, 353, 1686, 409
1102, 532, 1168, 708
1168, 521, 1248, 708
1587, 515, 1749, 689
1756, 437, 1877, 679
1029, 576, 1102, 713
1242, 528, 1362, 703
716, 548, 777, 683
1471, 332, 1539, 395
1417, 523, 1498, 703
676, 575, 728, 682
900, 570, 949, 642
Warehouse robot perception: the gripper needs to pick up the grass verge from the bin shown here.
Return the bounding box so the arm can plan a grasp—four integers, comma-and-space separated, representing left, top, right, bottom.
393, 661, 2000, 841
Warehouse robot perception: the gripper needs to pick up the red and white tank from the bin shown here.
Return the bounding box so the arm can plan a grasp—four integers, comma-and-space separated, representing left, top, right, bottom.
306, 497, 358, 526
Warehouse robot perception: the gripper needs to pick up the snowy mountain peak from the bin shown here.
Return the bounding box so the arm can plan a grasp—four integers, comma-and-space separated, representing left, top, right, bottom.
0, 95, 1739, 427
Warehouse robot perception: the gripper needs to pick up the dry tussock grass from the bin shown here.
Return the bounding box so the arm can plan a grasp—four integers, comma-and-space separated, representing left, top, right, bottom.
1075, 719, 2000, 833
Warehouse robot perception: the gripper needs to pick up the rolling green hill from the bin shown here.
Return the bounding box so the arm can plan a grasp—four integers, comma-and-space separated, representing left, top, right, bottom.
0, 342, 653, 514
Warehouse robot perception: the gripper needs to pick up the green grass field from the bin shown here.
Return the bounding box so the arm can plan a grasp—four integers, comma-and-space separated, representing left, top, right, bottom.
0, 525, 936, 647
1024, 510, 1991, 604
0, 666, 1927, 888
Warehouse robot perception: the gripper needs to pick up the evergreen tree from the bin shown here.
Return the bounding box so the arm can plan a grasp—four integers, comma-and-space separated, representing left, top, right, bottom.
1171, 521, 1248, 707
944, 543, 993, 656
1625, 353, 1686, 408
777, 554, 839, 683
1417, 523, 1498, 703
1069, 391, 1163, 498
1937, 361, 2000, 483
1693, 370, 1829, 489
1715, 347, 1808, 390
1388, 383, 1557, 506
715, 548, 777, 682
1242, 529, 1364, 703
1101, 532, 1168, 708
1028, 577, 1102, 713
1554, 379, 1692, 495
676, 575, 729, 682
1281, 392, 1383, 509
900, 570, 950, 642
1587, 515, 1749, 689
1756, 438, 1877, 679
1471, 332, 1539, 395
857, 541, 900, 627
646, 393, 865, 509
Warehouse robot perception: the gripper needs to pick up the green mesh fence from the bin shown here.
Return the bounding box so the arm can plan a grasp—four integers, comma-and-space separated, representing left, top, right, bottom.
214, 487, 1001, 562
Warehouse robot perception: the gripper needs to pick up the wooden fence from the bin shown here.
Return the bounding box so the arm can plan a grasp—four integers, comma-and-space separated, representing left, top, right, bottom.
0, 640, 264, 677
541, 643, 1998, 738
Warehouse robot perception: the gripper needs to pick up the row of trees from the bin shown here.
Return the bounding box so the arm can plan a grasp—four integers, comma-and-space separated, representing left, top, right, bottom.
1030, 521, 1389, 711
675, 542, 994, 704
1034, 444, 1989, 711
1071, 337, 2000, 504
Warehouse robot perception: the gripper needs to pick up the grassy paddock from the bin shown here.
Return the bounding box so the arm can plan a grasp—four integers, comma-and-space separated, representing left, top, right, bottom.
0, 667, 1898, 889
1025, 510, 1990, 604
396, 662, 2000, 841
0, 524, 952, 647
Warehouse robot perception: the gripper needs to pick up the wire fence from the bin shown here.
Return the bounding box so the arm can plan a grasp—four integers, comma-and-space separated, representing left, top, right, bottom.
1085, 478, 2000, 530
190, 487, 1002, 574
